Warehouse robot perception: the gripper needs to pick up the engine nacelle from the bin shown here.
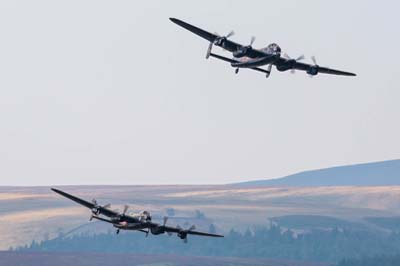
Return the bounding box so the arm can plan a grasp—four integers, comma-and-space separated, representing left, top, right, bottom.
276, 59, 296, 72
91, 207, 100, 215
233, 46, 251, 58
177, 231, 187, 240
307, 66, 319, 76
214, 36, 226, 46
150, 226, 165, 235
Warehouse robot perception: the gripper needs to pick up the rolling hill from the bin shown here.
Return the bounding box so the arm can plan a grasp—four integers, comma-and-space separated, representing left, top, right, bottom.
237, 159, 400, 187
1, 159, 400, 250
2, 185, 400, 250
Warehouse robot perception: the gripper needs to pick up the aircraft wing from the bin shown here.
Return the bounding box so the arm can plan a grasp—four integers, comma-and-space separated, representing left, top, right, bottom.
51, 188, 119, 218
170, 18, 265, 58
276, 58, 356, 76
185, 230, 224, 237
313, 66, 356, 76
162, 225, 224, 238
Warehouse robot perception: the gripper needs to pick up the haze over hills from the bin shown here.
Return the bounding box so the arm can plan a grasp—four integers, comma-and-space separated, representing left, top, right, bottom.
1, 160, 400, 250
237, 159, 400, 187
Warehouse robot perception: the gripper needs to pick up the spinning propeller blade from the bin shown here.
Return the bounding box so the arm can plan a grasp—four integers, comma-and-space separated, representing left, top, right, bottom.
308, 56, 319, 77
206, 42, 213, 59
206, 30, 234, 58
250, 36, 256, 46
284, 53, 305, 61
283, 53, 305, 74
188, 225, 196, 231
311, 55, 317, 65
283, 53, 290, 60
225, 30, 235, 38
122, 205, 129, 215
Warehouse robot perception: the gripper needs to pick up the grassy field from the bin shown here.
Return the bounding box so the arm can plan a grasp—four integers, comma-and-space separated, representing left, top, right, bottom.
1, 185, 400, 249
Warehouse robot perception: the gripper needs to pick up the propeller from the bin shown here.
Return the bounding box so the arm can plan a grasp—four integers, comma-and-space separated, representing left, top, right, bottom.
90, 199, 99, 217
206, 30, 235, 59
89, 199, 112, 220
283, 53, 305, 74
244, 36, 256, 52
91, 199, 111, 209
283, 53, 305, 61
122, 205, 129, 215
233, 36, 256, 58
249, 36, 256, 46
183, 225, 195, 243
227, 31, 235, 38
308, 55, 320, 77
266, 64, 272, 78
176, 224, 196, 243
90, 199, 101, 217
206, 42, 213, 59
160, 217, 173, 236
112, 205, 129, 222
311, 55, 317, 65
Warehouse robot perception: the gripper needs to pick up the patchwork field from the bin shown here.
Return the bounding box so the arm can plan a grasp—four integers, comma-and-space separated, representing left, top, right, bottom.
1, 185, 400, 249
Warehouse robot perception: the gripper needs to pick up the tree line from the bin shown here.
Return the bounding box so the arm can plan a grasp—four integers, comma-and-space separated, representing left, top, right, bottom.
15, 225, 400, 263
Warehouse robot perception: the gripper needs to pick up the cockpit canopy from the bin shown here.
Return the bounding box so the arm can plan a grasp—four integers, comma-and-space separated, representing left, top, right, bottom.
139, 210, 152, 221
262, 43, 281, 55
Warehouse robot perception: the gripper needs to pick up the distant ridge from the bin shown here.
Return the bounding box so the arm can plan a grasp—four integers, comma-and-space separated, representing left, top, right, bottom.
237, 159, 400, 187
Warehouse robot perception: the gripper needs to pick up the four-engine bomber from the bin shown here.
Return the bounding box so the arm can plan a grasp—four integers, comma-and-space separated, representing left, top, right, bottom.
52, 188, 223, 243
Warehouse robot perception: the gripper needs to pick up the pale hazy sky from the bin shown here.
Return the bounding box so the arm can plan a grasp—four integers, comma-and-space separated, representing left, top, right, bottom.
0, 1, 399, 186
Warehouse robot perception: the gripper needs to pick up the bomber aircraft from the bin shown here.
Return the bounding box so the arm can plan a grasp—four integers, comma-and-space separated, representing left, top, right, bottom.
51, 188, 223, 242
170, 18, 356, 78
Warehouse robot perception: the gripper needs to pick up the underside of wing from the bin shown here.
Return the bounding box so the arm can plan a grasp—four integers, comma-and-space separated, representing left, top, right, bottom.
291, 60, 356, 76
170, 18, 265, 58
162, 224, 223, 238
52, 188, 95, 209
170, 18, 217, 43
187, 230, 224, 238
162, 225, 180, 234
317, 66, 357, 76
51, 188, 119, 218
